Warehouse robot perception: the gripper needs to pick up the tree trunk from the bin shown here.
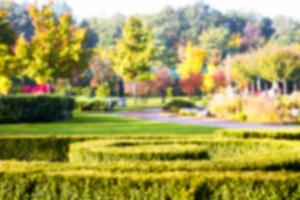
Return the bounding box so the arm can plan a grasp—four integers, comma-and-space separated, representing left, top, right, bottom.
256, 77, 262, 92
132, 81, 138, 105
250, 80, 255, 95
293, 81, 298, 93
282, 80, 288, 95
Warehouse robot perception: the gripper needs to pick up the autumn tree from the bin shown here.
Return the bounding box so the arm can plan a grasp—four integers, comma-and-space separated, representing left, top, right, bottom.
254, 45, 300, 94
241, 22, 262, 51
177, 43, 206, 79
180, 73, 203, 97
111, 16, 154, 101
21, 5, 90, 85
152, 67, 174, 102
0, 11, 16, 94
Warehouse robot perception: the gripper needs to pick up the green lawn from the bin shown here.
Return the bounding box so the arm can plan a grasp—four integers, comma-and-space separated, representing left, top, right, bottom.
0, 112, 217, 136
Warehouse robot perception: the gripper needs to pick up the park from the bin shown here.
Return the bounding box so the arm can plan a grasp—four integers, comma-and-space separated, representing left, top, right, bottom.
1, 0, 300, 199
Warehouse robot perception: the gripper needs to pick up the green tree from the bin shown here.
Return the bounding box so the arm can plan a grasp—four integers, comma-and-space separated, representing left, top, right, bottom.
255, 45, 300, 94
0, 10, 16, 46
112, 17, 154, 100
199, 27, 230, 56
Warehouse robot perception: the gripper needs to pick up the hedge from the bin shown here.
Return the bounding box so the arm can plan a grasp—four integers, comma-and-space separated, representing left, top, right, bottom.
0, 164, 299, 200
67, 138, 300, 171
1, 136, 300, 171
69, 139, 209, 162
0, 95, 75, 123
217, 129, 300, 140
75, 98, 117, 112
163, 99, 195, 113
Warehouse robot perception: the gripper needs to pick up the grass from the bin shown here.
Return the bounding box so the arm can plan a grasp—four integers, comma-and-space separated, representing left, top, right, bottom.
0, 112, 217, 136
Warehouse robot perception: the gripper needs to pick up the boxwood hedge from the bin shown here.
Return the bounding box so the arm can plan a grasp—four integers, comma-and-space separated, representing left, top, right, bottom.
0, 95, 75, 123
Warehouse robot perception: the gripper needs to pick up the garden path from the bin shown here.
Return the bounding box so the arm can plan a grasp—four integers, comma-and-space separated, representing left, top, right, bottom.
119, 108, 300, 130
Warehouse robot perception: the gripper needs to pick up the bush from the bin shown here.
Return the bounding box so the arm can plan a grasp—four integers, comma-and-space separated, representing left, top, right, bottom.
209, 94, 300, 124
75, 98, 116, 112
163, 99, 195, 112
0, 95, 75, 123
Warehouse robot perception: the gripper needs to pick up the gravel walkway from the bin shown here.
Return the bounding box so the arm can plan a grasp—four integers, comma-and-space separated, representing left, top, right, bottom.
119, 108, 300, 130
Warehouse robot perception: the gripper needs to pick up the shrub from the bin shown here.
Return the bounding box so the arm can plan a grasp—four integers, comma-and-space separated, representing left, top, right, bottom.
163, 99, 195, 112
75, 98, 116, 112
208, 95, 244, 120
209, 94, 300, 124
0, 95, 75, 123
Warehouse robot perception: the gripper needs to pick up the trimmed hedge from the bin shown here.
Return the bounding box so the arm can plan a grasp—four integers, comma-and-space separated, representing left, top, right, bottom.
75, 98, 117, 112
69, 139, 209, 162
67, 138, 300, 171
0, 165, 299, 200
0, 95, 75, 123
217, 129, 300, 140
163, 99, 195, 112
1, 136, 300, 199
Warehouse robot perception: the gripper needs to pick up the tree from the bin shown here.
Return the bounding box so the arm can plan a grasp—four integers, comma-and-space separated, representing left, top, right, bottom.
271, 16, 300, 45
0, 10, 16, 46
22, 5, 90, 85
152, 67, 174, 102
177, 43, 206, 79
228, 54, 254, 89
89, 49, 116, 90
241, 22, 262, 51
0, 0, 34, 40
260, 17, 274, 41
180, 73, 203, 97
202, 64, 217, 94
111, 17, 154, 100
198, 26, 230, 56
255, 45, 300, 94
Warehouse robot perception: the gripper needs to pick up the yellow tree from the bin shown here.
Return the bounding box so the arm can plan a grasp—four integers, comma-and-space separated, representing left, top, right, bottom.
177, 43, 206, 79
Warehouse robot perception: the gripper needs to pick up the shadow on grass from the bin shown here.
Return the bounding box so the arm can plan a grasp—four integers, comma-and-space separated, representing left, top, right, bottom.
58, 113, 138, 124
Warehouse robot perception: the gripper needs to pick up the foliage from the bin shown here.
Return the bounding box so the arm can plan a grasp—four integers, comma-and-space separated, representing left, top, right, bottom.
89, 50, 116, 89
0, 75, 12, 95
180, 73, 204, 97
69, 139, 208, 162
241, 22, 262, 50
198, 26, 230, 56
0, 95, 75, 123
209, 94, 300, 124
20, 5, 91, 84
152, 67, 175, 99
75, 98, 116, 112
0, 10, 16, 46
177, 43, 206, 79
112, 17, 153, 82
0, 168, 299, 200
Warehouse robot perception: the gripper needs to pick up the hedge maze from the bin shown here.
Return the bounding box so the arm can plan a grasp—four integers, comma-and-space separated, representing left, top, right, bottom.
0, 132, 300, 199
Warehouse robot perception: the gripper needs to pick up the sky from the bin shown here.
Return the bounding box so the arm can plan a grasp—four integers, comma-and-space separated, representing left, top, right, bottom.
14, 0, 300, 20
